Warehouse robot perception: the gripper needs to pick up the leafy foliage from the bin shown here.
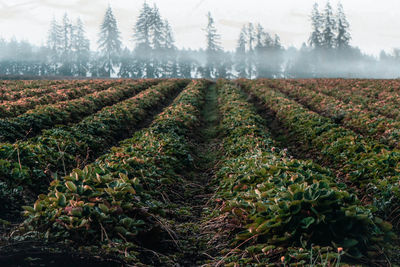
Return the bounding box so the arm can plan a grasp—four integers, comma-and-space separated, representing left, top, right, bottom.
210, 80, 393, 265
0, 80, 154, 143
97, 6, 122, 77
239, 78, 400, 225
19, 80, 209, 264
0, 80, 189, 215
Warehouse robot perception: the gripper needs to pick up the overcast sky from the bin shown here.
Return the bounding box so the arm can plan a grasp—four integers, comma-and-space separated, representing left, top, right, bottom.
0, 0, 399, 56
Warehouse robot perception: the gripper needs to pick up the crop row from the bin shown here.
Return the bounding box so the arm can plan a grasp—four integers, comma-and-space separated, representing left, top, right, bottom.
0, 79, 159, 143
0, 79, 189, 218
291, 79, 400, 122
263, 79, 400, 149
0, 79, 64, 90
0, 80, 91, 101
298, 78, 400, 95
210, 80, 392, 266
0, 80, 121, 118
238, 79, 400, 222
18, 80, 208, 264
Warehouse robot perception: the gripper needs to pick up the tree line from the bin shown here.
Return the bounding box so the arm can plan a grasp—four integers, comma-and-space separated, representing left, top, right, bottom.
0, 1, 399, 79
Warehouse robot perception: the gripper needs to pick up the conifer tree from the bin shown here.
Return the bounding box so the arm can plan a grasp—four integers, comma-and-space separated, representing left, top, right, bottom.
309, 3, 323, 48
336, 2, 351, 49
61, 13, 72, 54
151, 5, 164, 49
254, 24, 270, 77
246, 23, 256, 78
59, 13, 73, 75
134, 2, 152, 47
72, 18, 90, 76
252, 24, 282, 78
133, 2, 153, 77
204, 12, 222, 78
98, 5, 122, 77
47, 16, 62, 74
235, 29, 247, 78
151, 5, 164, 77
162, 20, 178, 77
322, 1, 336, 49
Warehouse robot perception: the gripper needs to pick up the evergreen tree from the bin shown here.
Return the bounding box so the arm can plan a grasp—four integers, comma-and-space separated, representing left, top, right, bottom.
235, 23, 283, 78
246, 23, 255, 51
163, 20, 175, 50
46, 16, 62, 74
134, 2, 152, 47
252, 24, 282, 78
151, 5, 164, 49
162, 20, 178, 77
98, 5, 122, 77
322, 1, 336, 49
254, 24, 270, 77
309, 3, 323, 48
245, 23, 256, 78
47, 17, 61, 52
133, 2, 153, 78
272, 34, 283, 77
151, 5, 165, 77
61, 14, 72, 53
255, 23, 273, 48
336, 2, 351, 49
132, 3, 175, 78
204, 12, 222, 78
72, 18, 90, 76
59, 13, 73, 76
235, 29, 247, 78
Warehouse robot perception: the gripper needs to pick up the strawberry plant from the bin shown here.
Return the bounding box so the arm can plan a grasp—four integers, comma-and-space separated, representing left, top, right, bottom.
0, 79, 159, 142
0, 80, 189, 218
18, 80, 209, 264
210, 80, 393, 266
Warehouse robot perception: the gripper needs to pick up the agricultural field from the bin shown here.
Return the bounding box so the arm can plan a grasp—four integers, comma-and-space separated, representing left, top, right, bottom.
0, 78, 399, 266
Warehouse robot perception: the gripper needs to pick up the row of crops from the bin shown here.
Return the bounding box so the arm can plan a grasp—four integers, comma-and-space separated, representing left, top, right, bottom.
239, 80, 400, 215
0, 78, 399, 266
261, 79, 400, 149
0, 80, 80, 101
0, 80, 122, 118
291, 79, 400, 121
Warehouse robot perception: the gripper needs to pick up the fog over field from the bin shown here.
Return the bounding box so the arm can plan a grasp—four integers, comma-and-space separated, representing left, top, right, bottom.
0, 0, 399, 78
2, 2, 400, 266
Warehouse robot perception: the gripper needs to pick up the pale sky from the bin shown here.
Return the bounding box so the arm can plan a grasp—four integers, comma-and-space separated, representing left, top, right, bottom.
0, 0, 399, 56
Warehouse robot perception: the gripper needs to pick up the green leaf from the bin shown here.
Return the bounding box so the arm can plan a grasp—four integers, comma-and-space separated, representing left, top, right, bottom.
300, 217, 315, 229
98, 204, 109, 213
65, 181, 77, 192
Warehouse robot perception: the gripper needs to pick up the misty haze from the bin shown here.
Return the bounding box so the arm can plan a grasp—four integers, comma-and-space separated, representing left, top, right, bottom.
0, 1, 400, 267
0, 1, 398, 78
